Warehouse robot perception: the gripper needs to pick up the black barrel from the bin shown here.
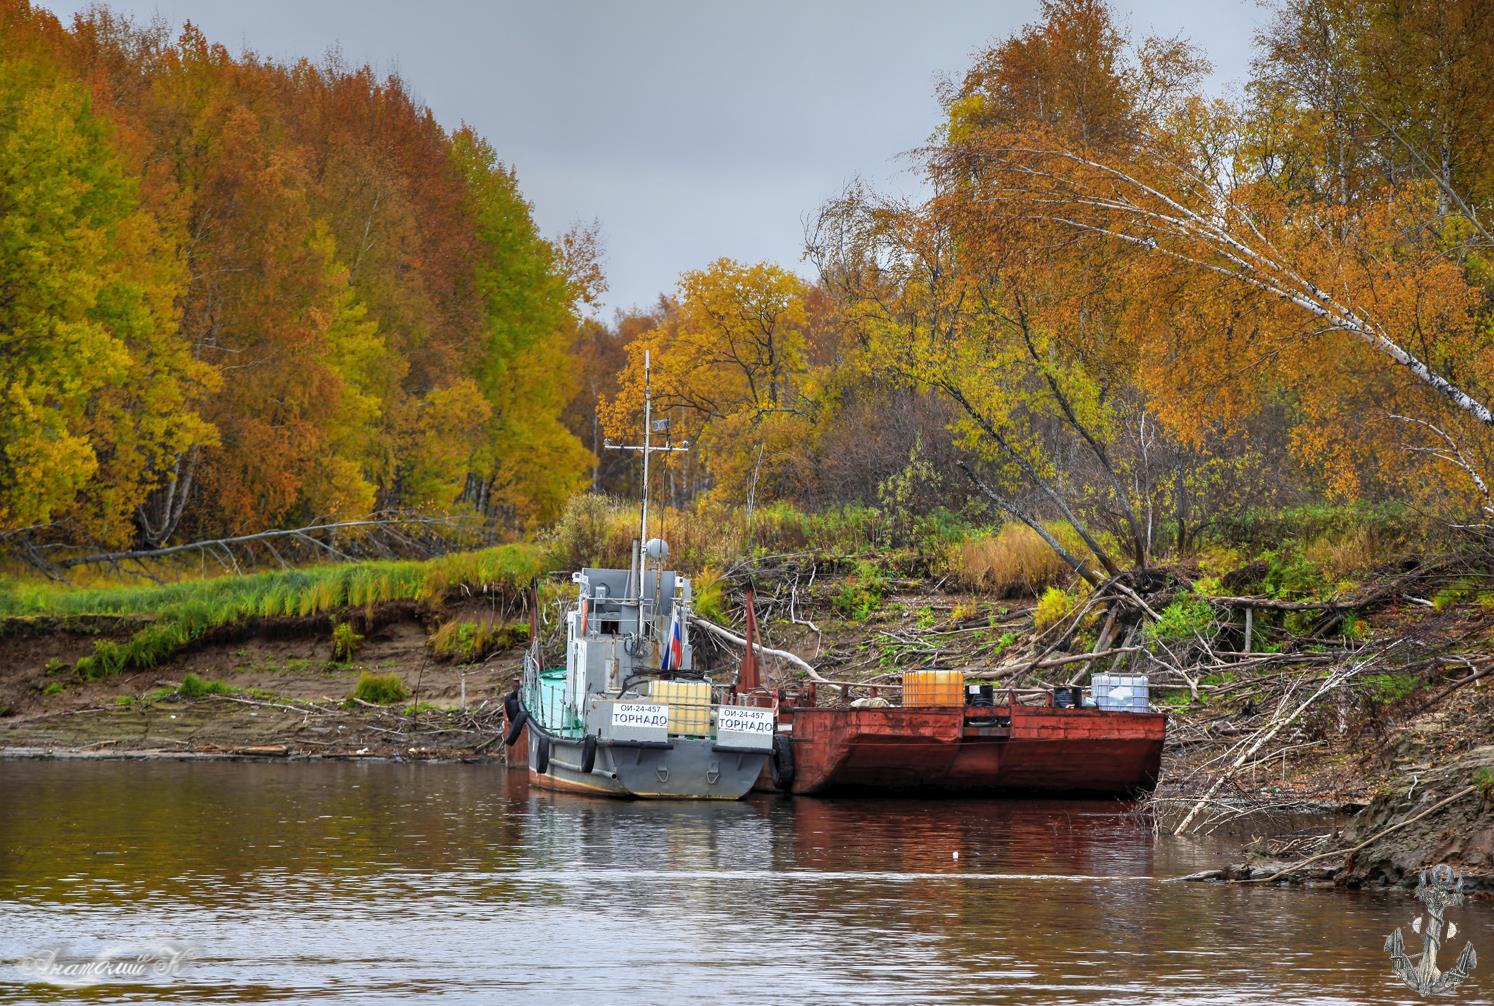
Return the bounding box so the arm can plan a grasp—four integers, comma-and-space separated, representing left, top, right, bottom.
1052, 686, 1084, 709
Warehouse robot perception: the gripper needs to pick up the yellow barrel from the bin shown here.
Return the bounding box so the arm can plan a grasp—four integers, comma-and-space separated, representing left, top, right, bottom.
648, 679, 712, 735
902, 669, 965, 706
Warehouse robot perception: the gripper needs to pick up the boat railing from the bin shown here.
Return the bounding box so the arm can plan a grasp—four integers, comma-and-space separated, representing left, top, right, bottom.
522, 653, 586, 738
520, 651, 539, 702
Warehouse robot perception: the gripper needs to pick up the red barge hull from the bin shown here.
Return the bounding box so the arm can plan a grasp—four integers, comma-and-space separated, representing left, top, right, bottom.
774, 701, 1165, 796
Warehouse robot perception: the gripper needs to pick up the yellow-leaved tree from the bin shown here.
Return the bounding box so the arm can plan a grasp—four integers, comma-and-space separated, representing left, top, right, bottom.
451, 130, 592, 528
601, 259, 820, 505
0, 50, 215, 545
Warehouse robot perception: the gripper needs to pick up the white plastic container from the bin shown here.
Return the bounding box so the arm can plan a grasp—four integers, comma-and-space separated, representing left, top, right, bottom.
1091, 673, 1150, 713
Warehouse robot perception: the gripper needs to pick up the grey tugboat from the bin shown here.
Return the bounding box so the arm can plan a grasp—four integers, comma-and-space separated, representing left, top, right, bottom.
503, 352, 775, 798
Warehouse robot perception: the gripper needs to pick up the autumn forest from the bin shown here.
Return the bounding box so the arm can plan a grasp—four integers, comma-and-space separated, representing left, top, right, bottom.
3, 0, 1493, 576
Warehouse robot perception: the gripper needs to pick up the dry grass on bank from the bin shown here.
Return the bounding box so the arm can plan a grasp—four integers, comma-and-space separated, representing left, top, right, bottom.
946, 523, 1086, 596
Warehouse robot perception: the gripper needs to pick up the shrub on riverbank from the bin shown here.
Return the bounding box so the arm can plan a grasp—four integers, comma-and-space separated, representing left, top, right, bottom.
331, 622, 363, 663
427, 618, 528, 662
0, 499, 1463, 687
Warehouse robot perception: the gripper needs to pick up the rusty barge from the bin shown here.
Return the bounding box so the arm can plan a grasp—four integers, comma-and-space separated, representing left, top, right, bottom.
759, 678, 1166, 797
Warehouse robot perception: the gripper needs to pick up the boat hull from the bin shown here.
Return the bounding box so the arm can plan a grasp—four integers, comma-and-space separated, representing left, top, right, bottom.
776, 704, 1165, 797
522, 715, 767, 800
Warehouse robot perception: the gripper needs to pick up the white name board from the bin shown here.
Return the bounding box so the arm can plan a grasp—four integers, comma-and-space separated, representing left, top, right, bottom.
612, 702, 669, 729
717, 706, 773, 735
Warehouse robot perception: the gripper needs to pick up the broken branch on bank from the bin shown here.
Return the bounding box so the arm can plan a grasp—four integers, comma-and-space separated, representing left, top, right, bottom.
688, 613, 831, 687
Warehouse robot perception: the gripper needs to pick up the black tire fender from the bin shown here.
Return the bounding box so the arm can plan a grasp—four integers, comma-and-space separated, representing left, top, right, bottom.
769, 733, 795, 791
503, 708, 529, 747
580, 734, 598, 774
534, 735, 551, 774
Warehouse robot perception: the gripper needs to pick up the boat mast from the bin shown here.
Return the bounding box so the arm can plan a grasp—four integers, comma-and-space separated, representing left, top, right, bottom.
639, 350, 651, 591
603, 351, 689, 600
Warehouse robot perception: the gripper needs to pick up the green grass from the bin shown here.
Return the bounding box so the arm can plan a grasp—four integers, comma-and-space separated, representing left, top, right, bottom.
1432, 580, 1479, 611
350, 671, 409, 705
179, 672, 234, 698
691, 567, 728, 624
244, 687, 285, 701
0, 544, 546, 682
1033, 586, 1077, 631
986, 630, 1017, 656
1152, 688, 1193, 711
1340, 613, 1370, 642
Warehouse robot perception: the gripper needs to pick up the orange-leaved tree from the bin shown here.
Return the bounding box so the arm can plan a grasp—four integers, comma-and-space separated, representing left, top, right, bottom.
812, 0, 1266, 576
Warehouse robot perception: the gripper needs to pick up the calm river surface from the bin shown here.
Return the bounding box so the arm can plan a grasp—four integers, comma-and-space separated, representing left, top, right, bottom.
0, 759, 1489, 1005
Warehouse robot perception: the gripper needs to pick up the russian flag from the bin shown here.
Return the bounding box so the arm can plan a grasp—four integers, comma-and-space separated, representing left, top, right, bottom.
661, 606, 684, 671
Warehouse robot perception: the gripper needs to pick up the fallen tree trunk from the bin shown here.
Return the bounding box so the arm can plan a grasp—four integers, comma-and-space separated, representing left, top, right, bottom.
999, 646, 1141, 675
1415, 659, 1493, 713
688, 614, 831, 686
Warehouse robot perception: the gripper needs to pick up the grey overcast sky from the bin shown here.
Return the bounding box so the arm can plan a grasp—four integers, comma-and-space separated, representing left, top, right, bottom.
45, 0, 1268, 316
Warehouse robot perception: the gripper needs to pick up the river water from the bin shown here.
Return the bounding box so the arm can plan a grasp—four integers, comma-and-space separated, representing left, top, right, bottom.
0, 760, 1488, 1005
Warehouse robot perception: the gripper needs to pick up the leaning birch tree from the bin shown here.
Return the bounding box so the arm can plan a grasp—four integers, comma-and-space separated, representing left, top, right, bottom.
933, 44, 1494, 518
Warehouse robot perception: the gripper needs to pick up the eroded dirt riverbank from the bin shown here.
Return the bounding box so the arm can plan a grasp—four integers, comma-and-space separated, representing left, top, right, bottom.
0, 604, 518, 760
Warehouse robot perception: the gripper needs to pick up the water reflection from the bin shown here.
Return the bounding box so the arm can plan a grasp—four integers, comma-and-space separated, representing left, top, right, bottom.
0, 760, 1486, 1004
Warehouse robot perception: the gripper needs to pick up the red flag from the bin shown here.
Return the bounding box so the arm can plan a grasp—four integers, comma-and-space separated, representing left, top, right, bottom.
740, 587, 760, 691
